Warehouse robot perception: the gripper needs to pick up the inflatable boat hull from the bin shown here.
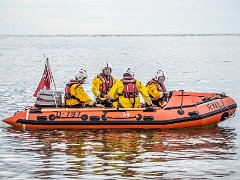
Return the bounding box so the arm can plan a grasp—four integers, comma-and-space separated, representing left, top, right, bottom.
2, 91, 237, 130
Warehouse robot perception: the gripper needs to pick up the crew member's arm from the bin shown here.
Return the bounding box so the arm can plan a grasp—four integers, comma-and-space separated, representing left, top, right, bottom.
72, 85, 95, 106
137, 80, 152, 105
108, 81, 122, 100
92, 77, 102, 98
147, 83, 164, 99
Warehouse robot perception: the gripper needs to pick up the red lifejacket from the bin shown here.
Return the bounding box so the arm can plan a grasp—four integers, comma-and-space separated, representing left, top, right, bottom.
147, 79, 167, 99
97, 73, 114, 95
65, 80, 80, 99
121, 78, 139, 98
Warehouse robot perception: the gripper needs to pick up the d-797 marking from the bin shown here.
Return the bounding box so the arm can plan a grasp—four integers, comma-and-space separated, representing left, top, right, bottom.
56, 111, 81, 118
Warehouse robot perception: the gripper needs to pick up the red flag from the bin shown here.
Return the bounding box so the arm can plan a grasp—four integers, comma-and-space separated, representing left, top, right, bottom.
33, 63, 52, 97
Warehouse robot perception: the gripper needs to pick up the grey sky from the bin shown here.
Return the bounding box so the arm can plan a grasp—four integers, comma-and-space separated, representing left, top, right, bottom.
0, 0, 239, 34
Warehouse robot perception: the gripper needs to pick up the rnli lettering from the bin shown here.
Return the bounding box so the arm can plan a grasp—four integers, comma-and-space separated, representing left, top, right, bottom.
206, 101, 225, 111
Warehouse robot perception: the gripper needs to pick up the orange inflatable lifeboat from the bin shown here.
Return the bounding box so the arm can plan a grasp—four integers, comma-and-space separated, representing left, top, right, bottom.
2, 90, 237, 130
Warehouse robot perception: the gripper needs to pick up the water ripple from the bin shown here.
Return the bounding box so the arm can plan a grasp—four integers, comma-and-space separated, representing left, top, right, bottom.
0, 127, 237, 179
1, 35, 240, 179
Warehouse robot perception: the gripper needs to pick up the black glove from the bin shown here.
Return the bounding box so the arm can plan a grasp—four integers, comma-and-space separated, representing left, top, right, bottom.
100, 93, 107, 98
105, 99, 113, 107
96, 98, 103, 104
145, 103, 152, 107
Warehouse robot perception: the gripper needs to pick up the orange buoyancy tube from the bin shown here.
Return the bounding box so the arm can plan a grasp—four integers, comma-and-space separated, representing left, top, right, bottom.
2, 91, 238, 130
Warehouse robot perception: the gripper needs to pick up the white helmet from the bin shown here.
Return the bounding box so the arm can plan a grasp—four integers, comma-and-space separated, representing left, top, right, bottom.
102, 62, 112, 71
75, 69, 88, 82
124, 68, 134, 77
154, 70, 165, 81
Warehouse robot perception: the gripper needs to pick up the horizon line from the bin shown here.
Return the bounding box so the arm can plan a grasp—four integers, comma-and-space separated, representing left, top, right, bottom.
0, 33, 240, 37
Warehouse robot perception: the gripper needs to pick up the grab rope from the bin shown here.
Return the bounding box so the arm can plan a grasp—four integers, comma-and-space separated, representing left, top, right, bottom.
220, 98, 236, 119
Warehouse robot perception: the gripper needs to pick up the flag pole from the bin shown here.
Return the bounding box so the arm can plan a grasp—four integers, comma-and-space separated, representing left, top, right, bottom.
43, 54, 58, 107
44, 54, 56, 90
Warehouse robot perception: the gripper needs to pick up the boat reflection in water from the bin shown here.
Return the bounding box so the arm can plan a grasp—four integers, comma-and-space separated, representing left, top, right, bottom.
4, 126, 237, 179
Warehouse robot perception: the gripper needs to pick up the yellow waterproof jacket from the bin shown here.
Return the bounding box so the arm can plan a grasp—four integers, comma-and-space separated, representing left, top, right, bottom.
146, 82, 165, 101
108, 80, 152, 108
66, 84, 95, 107
92, 74, 117, 101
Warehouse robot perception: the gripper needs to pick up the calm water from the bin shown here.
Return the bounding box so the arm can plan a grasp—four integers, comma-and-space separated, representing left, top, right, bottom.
0, 35, 240, 179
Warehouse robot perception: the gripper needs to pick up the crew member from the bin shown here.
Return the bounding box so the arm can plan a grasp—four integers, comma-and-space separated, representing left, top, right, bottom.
92, 62, 117, 107
108, 68, 152, 108
146, 70, 167, 107
65, 69, 96, 107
